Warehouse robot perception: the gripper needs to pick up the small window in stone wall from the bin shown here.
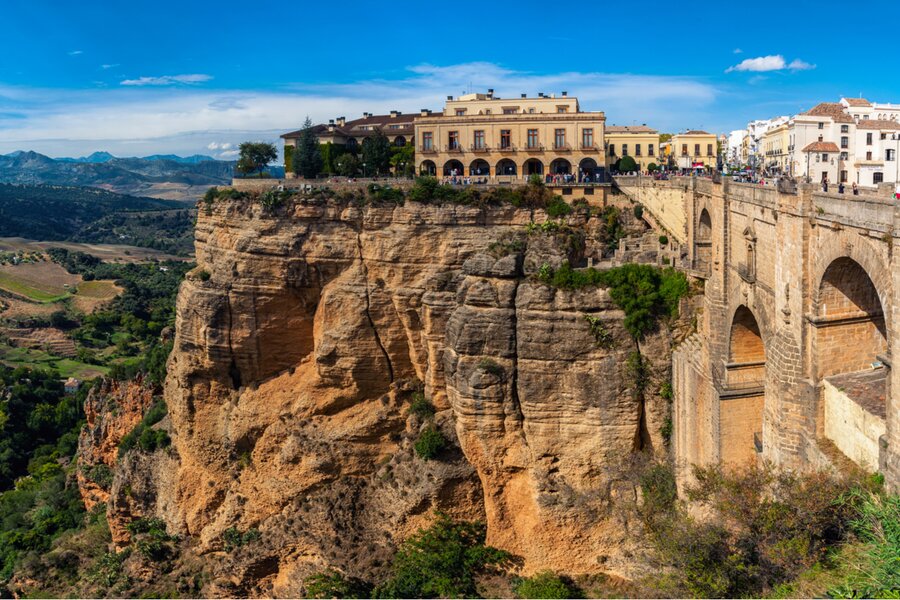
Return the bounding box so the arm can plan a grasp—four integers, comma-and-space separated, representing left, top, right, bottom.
584, 187, 594, 195
562, 188, 573, 195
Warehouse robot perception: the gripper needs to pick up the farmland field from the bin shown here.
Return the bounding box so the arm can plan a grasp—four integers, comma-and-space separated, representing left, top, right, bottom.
0, 345, 108, 379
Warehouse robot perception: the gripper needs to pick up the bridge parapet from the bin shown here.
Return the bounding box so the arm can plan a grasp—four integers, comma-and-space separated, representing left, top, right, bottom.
810, 190, 894, 233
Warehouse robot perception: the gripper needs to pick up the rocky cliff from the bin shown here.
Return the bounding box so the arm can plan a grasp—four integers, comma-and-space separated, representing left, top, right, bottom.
146, 194, 687, 595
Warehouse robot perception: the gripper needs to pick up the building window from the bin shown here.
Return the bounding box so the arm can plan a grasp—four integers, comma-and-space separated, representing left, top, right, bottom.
648, 144, 655, 156
818, 122, 824, 129
866, 151, 873, 160
455, 109, 466, 116
840, 152, 848, 160
840, 170, 848, 182
841, 136, 848, 148
448, 131, 459, 150
422, 132, 433, 150
874, 172, 884, 183
681, 144, 688, 156
557, 106, 568, 113
707, 143, 713, 156
474, 130, 485, 149
822, 153, 829, 161
694, 144, 700, 156
887, 149, 896, 161
622, 144, 629, 156
609, 143, 616, 156
500, 130, 511, 149
582, 128, 593, 148
527, 129, 539, 148
635, 144, 642, 156
867, 132, 873, 145
841, 125, 849, 133
554, 128, 566, 148
528, 108, 536, 114
503, 107, 517, 115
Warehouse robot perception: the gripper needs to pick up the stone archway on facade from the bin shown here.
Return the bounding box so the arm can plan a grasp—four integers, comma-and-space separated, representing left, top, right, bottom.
419, 160, 436, 176
579, 158, 598, 178
469, 159, 490, 176
393, 136, 407, 147
695, 208, 713, 274
549, 158, 572, 174
496, 159, 517, 176
523, 159, 544, 176
443, 159, 464, 177
721, 305, 766, 467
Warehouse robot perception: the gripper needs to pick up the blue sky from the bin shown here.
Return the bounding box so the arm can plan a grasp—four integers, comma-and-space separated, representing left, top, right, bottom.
2, 0, 898, 158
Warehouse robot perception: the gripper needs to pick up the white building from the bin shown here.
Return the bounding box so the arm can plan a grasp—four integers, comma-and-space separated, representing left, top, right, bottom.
854, 119, 900, 187
726, 129, 746, 166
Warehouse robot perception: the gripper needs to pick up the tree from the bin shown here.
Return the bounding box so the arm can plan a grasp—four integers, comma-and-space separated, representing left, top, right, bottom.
236, 142, 277, 178
618, 155, 638, 173
294, 117, 323, 179
335, 153, 361, 177
390, 143, 415, 178
361, 129, 392, 176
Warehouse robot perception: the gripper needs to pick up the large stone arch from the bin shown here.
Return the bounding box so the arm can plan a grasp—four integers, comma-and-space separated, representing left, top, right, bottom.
523, 158, 544, 176
419, 160, 436, 176
443, 159, 464, 176
496, 159, 517, 176
721, 304, 767, 467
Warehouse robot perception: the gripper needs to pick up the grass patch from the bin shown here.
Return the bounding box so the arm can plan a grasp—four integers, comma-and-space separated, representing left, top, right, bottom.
0, 271, 70, 303
0, 344, 108, 378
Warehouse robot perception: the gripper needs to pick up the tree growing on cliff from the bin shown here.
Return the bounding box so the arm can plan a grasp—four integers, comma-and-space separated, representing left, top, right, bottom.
294, 117, 323, 179
236, 142, 277, 178
335, 152, 361, 177
361, 129, 392, 176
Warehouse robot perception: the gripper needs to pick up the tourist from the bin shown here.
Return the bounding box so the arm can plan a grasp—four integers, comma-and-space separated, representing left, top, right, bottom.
852, 182, 859, 195
839, 182, 845, 194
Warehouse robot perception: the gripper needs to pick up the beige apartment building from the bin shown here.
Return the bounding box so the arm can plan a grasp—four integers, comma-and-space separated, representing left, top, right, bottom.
670, 130, 718, 170
760, 122, 791, 174
604, 125, 659, 170
414, 91, 607, 180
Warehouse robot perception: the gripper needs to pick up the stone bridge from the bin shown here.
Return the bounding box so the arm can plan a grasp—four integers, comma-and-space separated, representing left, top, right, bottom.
616, 176, 900, 489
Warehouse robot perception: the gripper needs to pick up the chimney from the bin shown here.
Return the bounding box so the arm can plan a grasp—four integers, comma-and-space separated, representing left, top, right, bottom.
328, 119, 334, 125
447, 95, 453, 100
420, 109, 432, 117
363, 112, 371, 118
336, 116, 346, 127
521, 93, 527, 98
390, 110, 399, 118
538, 92, 544, 98
561, 91, 568, 97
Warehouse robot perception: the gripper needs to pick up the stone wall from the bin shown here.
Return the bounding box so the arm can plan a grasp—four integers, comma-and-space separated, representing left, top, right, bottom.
824, 376, 886, 470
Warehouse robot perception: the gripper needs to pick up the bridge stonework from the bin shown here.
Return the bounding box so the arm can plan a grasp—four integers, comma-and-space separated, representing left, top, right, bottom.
616, 176, 900, 490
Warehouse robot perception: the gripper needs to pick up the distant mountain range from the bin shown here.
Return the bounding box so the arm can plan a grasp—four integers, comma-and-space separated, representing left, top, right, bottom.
0, 151, 235, 201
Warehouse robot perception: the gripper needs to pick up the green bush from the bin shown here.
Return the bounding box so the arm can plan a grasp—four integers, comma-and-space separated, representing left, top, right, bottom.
304, 569, 373, 599
127, 517, 177, 561
409, 392, 435, 419
476, 358, 505, 377
633, 204, 644, 219
222, 526, 261, 552
414, 426, 447, 461
514, 570, 580, 599
658, 235, 669, 245
545, 197, 573, 219
374, 513, 511, 598
197, 269, 211, 282
118, 400, 168, 457
583, 314, 614, 348
618, 155, 638, 172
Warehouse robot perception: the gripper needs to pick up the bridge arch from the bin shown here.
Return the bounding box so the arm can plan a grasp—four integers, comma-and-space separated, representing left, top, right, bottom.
721, 305, 767, 467
813, 256, 888, 379
695, 207, 713, 273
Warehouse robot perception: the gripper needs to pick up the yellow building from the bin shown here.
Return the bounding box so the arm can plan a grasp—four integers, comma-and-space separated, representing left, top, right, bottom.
760, 123, 791, 174
414, 91, 607, 180
670, 130, 718, 170
604, 125, 659, 171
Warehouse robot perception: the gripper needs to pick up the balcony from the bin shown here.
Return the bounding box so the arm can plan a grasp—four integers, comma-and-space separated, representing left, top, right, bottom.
524, 144, 544, 152
580, 144, 599, 152
470, 144, 490, 153
418, 146, 437, 154
498, 145, 517, 152
553, 144, 572, 152
444, 145, 464, 153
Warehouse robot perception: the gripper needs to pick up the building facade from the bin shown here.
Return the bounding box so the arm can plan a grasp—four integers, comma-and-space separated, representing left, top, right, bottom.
414, 91, 607, 180
281, 111, 416, 153
670, 131, 719, 170
604, 125, 659, 171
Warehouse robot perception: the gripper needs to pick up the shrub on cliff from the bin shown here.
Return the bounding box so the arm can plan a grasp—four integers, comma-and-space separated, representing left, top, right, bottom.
408, 392, 435, 419
641, 462, 871, 598
374, 513, 512, 598
303, 569, 373, 599
118, 399, 168, 457
414, 425, 446, 461
514, 571, 581, 599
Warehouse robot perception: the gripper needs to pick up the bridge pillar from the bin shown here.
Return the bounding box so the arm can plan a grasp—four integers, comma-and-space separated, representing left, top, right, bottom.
886, 205, 900, 491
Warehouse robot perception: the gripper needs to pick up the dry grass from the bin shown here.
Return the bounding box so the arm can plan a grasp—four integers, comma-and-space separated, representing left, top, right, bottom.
0, 262, 78, 302
0, 237, 189, 263
72, 280, 121, 313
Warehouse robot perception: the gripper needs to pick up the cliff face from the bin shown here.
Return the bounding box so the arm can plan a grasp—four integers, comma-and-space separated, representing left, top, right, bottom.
159, 196, 681, 593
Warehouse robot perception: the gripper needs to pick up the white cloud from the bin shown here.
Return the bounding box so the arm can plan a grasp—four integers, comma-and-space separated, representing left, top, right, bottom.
101, 63, 120, 70
726, 54, 815, 73
733, 48, 743, 54
121, 74, 213, 86
0, 62, 721, 156
217, 149, 240, 159
68, 50, 83, 56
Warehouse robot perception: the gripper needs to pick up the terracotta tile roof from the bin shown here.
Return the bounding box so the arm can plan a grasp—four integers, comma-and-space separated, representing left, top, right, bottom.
802, 141, 840, 153
844, 97, 872, 107
683, 130, 711, 135
802, 102, 854, 123
281, 113, 417, 139
857, 119, 900, 130
606, 125, 658, 134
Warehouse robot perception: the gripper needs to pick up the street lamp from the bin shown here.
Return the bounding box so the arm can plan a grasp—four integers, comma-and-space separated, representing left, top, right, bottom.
362, 162, 367, 178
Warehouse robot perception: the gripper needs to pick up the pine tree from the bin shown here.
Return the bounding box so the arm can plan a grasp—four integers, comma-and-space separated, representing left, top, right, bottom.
295, 117, 323, 179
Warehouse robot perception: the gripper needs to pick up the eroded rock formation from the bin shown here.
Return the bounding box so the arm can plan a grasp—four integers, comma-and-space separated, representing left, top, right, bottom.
110, 195, 689, 594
